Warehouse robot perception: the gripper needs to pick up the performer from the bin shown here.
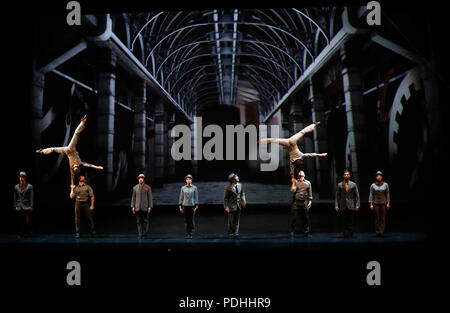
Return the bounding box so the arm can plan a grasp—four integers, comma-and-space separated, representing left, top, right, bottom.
131, 174, 153, 239
70, 175, 96, 238
369, 171, 390, 237
335, 170, 360, 238
259, 122, 327, 187
223, 173, 246, 238
13, 171, 34, 237
36, 115, 103, 187
178, 174, 198, 239
289, 170, 312, 239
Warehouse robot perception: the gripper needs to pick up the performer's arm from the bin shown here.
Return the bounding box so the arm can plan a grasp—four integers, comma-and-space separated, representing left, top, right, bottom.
335, 185, 340, 211
81, 162, 103, 170
131, 187, 136, 211
30, 185, 34, 210
354, 184, 360, 210
240, 185, 246, 208
90, 196, 95, 210
195, 187, 199, 208
148, 187, 153, 212
300, 152, 327, 158
89, 186, 94, 210
223, 186, 230, 212
307, 183, 312, 209
290, 162, 295, 184
369, 185, 374, 210
70, 185, 76, 199
386, 184, 390, 209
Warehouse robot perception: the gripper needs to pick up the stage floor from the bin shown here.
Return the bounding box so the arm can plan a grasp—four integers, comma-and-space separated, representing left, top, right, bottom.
0, 232, 428, 250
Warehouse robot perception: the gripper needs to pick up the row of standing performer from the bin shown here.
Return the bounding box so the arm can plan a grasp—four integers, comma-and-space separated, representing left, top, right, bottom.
13, 170, 390, 239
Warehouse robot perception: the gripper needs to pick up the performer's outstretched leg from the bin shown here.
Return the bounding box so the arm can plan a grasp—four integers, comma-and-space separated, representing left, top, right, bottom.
67, 115, 87, 151
287, 123, 318, 146
259, 137, 290, 148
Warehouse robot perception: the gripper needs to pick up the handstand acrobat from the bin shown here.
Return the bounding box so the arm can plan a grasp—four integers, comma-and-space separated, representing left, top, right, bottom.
36, 115, 103, 187
259, 122, 327, 188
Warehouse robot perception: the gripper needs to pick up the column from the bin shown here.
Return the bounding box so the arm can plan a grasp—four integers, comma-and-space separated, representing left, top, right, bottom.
96, 48, 116, 192
280, 108, 290, 178
190, 111, 198, 177
340, 44, 368, 186
133, 82, 147, 175
302, 104, 316, 187
309, 79, 331, 197
154, 99, 167, 185
31, 68, 45, 147
167, 111, 176, 180
147, 119, 155, 182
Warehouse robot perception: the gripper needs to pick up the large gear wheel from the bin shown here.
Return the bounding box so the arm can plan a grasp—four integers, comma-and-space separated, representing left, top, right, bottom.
388, 67, 428, 188
388, 68, 423, 160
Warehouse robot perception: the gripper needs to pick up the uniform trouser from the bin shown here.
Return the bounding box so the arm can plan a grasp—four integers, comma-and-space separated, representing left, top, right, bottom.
290, 203, 310, 234
17, 209, 32, 236
227, 210, 241, 236
183, 206, 195, 235
373, 203, 387, 235
135, 210, 149, 237
342, 208, 356, 236
74, 201, 95, 234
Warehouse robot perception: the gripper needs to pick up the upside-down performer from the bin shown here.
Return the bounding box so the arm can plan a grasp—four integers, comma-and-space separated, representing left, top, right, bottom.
36, 115, 103, 187
259, 122, 327, 188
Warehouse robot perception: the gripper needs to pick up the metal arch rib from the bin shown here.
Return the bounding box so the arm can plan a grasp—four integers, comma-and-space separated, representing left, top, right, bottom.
170, 63, 291, 96
163, 52, 295, 86
292, 8, 329, 45
156, 38, 303, 78
131, 12, 165, 51
144, 21, 315, 67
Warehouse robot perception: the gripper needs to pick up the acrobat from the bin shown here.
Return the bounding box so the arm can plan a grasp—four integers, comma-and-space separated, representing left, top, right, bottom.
259, 122, 327, 187
36, 115, 103, 187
